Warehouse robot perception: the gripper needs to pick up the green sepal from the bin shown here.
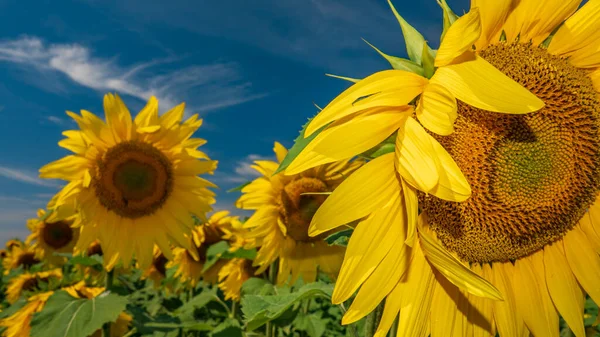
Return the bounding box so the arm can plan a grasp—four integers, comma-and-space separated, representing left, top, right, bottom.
437, 0, 459, 41
325, 73, 360, 83
387, 0, 433, 65
226, 181, 251, 193
324, 228, 353, 247
273, 115, 330, 176
362, 39, 424, 76
422, 42, 436, 79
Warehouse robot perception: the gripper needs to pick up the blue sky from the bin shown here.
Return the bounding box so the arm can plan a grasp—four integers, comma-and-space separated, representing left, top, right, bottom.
0, 0, 470, 243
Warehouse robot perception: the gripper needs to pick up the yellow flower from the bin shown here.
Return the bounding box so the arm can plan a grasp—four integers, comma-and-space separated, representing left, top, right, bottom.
287, 1, 600, 336
0, 291, 53, 337
218, 258, 255, 301
141, 246, 169, 288
5, 269, 62, 304
39, 94, 217, 270
238, 142, 361, 285
168, 211, 236, 287
4, 240, 22, 251
25, 203, 80, 266
2, 243, 40, 275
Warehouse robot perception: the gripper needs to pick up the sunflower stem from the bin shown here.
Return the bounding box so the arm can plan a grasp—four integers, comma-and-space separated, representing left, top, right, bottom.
388, 315, 398, 337
364, 302, 384, 337
102, 269, 115, 337
231, 300, 238, 319
266, 261, 278, 337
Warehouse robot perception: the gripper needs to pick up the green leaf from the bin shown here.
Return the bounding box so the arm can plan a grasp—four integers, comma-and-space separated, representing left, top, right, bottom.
437, 0, 459, 41
324, 229, 353, 247
221, 247, 257, 260
241, 278, 276, 296
387, 0, 431, 65
227, 181, 252, 193
361, 39, 424, 76
325, 73, 360, 83
422, 42, 436, 79
29, 290, 128, 337
273, 116, 330, 175
294, 312, 328, 337
202, 241, 230, 272
175, 288, 218, 320
67, 255, 103, 267
40, 209, 54, 222
241, 282, 333, 331
210, 319, 243, 337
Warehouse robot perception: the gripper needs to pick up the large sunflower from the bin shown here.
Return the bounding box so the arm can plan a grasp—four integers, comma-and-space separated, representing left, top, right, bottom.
39, 94, 217, 269
237, 142, 362, 285
0, 291, 53, 337
2, 243, 40, 275
218, 258, 255, 301
168, 211, 238, 287
287, 1, 600, 336
5, 269, 62, 304
26, 204, 79, 266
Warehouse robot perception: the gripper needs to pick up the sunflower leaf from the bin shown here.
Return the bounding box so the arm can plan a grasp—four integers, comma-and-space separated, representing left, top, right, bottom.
241, 282, 333, 331
362, 39, 425, 76
294, 312, 328, 337
387, 0, 433, 65
29, 290, 128, 337
202, 241, 230, 272
273, 116, 329, 175
210, 318, 243, 337
227, 181, 252, 193
325, 229, 354, 247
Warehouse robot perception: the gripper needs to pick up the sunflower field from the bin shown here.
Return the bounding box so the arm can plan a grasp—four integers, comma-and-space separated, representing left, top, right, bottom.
3, 0, 600, 336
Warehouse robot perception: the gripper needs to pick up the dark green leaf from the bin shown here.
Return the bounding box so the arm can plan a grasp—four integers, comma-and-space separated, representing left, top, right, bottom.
325, 229, 353, 247
274, 116, 329, 175
202, 241, 231, 272
241, 282, 333, 331
175, 288, 218, 320
221, 248, 257, 260
67, 255, 103, 267
294, 313, 328, 337
210, 319, 243, 337
241, 278, 276, 296
387, 0, 431, 65
362, 39, 424, 76
227, 181, 252, 193
29, 290, 128, 337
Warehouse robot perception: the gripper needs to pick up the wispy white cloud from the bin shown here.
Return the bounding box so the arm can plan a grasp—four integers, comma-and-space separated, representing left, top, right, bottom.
0, 36, 268, 114
211, 153, 276, 184
0, 166, 60, 188
45, 115, 65, 125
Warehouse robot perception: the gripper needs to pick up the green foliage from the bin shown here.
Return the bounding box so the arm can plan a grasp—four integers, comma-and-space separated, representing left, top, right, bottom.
29, 290, 128, 337
325, 229, 353, 247
274, 116, 329, 175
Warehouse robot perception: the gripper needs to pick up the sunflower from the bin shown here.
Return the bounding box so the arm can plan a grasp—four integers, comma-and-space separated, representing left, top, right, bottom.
218, 258, 255, 301
0, 291, 53, 337
25, 205, 80, 266
141, 246, 169, 287
0, 250, 7, 259
39, 93, 217, 270
237, 142, 362, 285
4, 240, 22, 251
168, 211, 237, 287
286, 1, 600, 336
5, 269, 62, 304
2, 243, 40, 275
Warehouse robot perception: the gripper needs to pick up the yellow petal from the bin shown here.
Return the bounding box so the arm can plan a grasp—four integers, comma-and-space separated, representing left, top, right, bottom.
427, 136, 472, 202
273, 142, 288, 163
160, 102, 185, 129
590, 68, 600, 92
395, 241, 436, 337
579, 213, 600, 254
305, 70, 427, 136
467, 264, 495, 337
342, 238, 409, 324
401, 178, 418, 246
486, 263, 522, 337
567, 44, 600, 68
39, 155, 90, 180
435, 8, 481, 67
418, 224, 502, 300
286, 107, 409, 175
430, 274, 459, 337
548, 0, 600, 56
416, 83, 457, 136
544, 242, 586, 337
471, 0, 515, 49
513, 256, 557, 337
526, 0, 582, 46
394, 118, 439, 192
373, 280, 404, 337
134, 96, 159, 128
309, 153, 399, 236
103, 93, 133, 141
332, 193, 404, 304
431, 55, 545, 114
564, 225, 600, 306
530, 252, 560, 337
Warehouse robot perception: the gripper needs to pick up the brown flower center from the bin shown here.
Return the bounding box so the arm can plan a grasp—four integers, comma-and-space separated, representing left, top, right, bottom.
16, 252, 40, 269
42, 220, 74, 249
93, 140, 173, 219
422, 43, 600, 263
152, 253, 168, 276
280, 177, 329, 242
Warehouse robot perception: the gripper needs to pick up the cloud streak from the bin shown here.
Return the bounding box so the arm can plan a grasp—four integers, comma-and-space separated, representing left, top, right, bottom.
0, 166, 60, 188
0, 36, 268, 114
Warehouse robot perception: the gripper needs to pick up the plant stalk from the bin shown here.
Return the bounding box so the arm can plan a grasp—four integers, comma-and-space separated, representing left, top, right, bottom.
364, 302, 384, 337
388, 315, 398, 337
102, 269, 115, 337
266, 261, 278, 337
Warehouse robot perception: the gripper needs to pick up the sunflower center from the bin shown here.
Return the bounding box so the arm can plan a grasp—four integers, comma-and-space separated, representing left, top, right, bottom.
94, 141, 173, 219
41, 220, 74, 249
21, 277, 39, 292
87, 242, 103, 257
280, 177, 329, 242
422, 43, 600, 263
16, 252, 39, 269
153, 253, 168, 276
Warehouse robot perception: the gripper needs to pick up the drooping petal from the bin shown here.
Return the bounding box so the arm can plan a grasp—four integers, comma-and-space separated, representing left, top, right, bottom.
530, 252, 560, 337
548, 0, 600, 56
544, 242, 586, 337
373, 280, 404, 337
286, 107, 409, 175
567, 44, 600, 68
39, 155, 90, 180
522, 0, 581, 45
485, 263, 523, 337
427, 137, 472, 202
430, 273, 459, 337
435, 8, 481, 67
332, 193, 404, 304
309, 153, 399, 236
418, 225, 502, 300
416, 83, 457, 136
431, 55, 545, 114
305, 70, 428, 136
467, 264, 495, 337
471, 0, 515, 49
401, 178, 418, 246
564, 225, 600, 305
